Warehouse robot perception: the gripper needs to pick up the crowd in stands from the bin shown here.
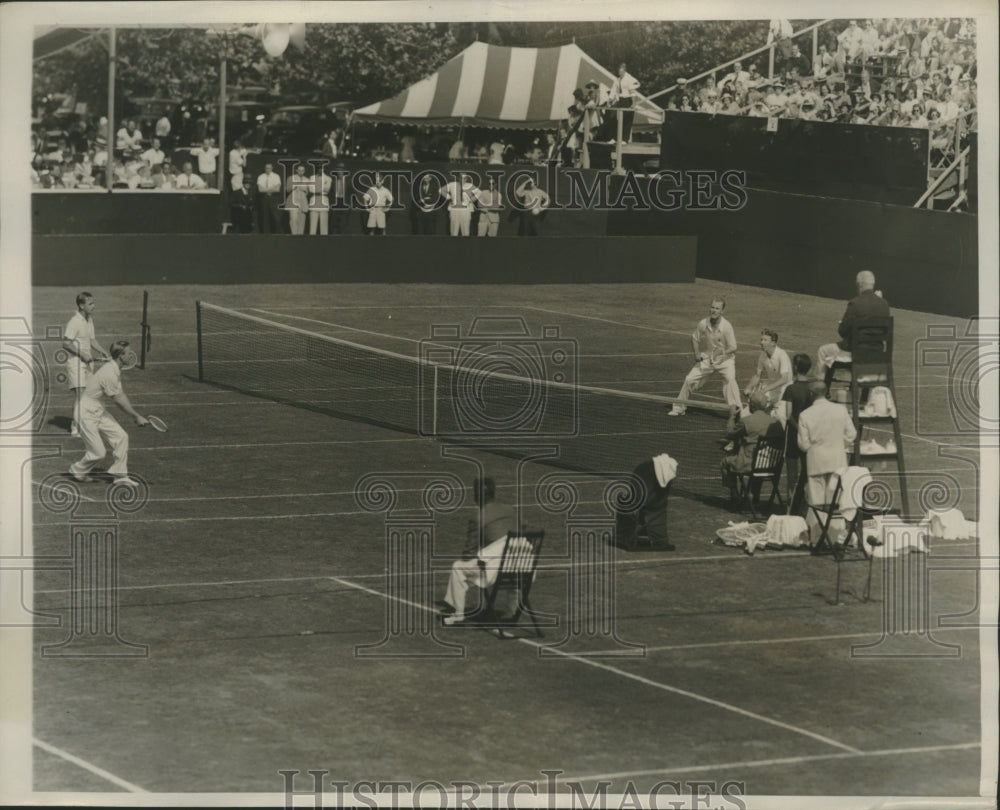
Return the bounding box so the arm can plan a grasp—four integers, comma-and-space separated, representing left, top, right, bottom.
668, 17, 977, 148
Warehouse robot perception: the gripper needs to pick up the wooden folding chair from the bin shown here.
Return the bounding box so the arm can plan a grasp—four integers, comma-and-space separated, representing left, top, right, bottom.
733, 436, 786, 520
470, 531, 545, 639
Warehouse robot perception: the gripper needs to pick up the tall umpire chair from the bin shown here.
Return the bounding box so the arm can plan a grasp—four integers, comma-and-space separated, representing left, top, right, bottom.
824, 317, 908, 517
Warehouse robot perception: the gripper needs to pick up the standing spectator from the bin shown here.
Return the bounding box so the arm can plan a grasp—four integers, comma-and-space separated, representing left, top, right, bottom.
285, 163, 310, 235
668, 298, 742, 416
513, 178, 549, 236
797, 380, 857, 523
115, 119, 143, 159
813, 44, 835, 78
155, 112, 172, 149
475, 176, 503, 237
228, 139, 247, 191
448, 135, 468, 161
781, 354, 814, 516
230, 176, 256, 233
836, 20, 865, 70
488, 139, 507, 165
308, 166, 332, 235
399, 130, 416, 163
609, 63, 641, 143
256, 163, 283, 233
141, 137, 165, 168
191, 137, 220, 186
173, 161, 207, 190
441, 172, 476, 236
768, 19, 795, 59
320, 129, 339, 159
411, 173, 442, 235
329, 163, 349, 234
721, 61, 751, 91
364, 173, 394, 236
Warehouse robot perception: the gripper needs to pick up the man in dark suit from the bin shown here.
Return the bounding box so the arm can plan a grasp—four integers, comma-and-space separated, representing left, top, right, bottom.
817, 270, 891, 370
410, 172, 442, 234
441, 477, 516, 624
229, 176, 256, 233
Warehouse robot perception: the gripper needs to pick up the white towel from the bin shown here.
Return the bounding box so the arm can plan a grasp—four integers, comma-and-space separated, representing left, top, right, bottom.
869, 517, 929, 557
653, 453, 678, 488
926, 508, 975, 540
765, 514, 810, 547
835, 466, 873, 521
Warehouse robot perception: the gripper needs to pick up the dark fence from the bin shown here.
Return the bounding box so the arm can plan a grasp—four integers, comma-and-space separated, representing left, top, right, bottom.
660, 111, 931, 206
608, 180, 978, 318
32, 235, 696, 286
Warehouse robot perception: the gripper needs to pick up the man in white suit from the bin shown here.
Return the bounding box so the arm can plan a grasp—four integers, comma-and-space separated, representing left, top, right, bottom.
797, 380, 857, 510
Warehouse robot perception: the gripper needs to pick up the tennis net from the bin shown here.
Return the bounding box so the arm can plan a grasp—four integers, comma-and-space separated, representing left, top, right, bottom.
196, 302, 730, 499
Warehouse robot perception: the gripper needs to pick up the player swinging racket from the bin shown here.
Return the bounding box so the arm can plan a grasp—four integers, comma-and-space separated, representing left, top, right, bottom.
668, 298, 742, 416
69, 341, 148, 487
63, 291, 110, 437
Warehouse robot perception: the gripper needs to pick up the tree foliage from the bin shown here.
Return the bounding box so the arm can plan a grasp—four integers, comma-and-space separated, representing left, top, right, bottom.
35, 19, 817, 114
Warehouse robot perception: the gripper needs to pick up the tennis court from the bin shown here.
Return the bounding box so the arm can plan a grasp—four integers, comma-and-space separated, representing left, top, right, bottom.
29, 280, 986, 798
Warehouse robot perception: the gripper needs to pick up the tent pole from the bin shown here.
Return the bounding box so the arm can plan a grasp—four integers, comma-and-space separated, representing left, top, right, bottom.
218, 44, 227, 191
106, 26, 116, 192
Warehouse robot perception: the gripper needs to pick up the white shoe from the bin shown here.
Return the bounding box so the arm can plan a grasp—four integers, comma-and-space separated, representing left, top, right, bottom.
69, 470, 95, 483
667, 409, 684, 417
442, 614, 465, 626
113, 476, 139, 487
70, 422, 80, 437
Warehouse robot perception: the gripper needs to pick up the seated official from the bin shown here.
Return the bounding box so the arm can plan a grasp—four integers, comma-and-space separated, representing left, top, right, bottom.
817, 270, 890, 371
615, 454, 677, 550
441, 477, 516, 625
720, 393, 783, 498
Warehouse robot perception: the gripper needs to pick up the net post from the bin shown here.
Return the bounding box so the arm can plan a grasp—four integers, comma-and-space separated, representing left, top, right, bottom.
196, 300, 204, 382
139, 290, 149, 369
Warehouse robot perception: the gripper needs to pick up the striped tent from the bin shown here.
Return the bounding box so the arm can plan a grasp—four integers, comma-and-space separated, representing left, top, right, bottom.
351, 41, 664, 130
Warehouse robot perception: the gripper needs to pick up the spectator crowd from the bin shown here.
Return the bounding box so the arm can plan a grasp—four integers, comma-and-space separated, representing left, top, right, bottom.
667, 17, 977, 153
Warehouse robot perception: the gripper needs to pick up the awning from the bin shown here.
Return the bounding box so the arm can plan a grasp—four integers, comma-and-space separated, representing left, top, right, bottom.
351, 41, 664, 130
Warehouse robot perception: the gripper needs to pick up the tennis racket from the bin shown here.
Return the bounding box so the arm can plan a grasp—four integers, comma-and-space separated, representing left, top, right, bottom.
144, 415, 168, 433
120, 348, 139, 370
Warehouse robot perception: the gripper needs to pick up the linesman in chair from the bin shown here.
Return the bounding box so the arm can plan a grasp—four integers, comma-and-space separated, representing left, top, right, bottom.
615, 454, 677, 551
720, 393, 782, 504
797, 380, 857, 531
440, 476, 516, 626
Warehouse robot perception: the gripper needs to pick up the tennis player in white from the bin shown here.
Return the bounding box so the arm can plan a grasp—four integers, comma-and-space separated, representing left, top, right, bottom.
668, 298, 741, 415
63, 291, 110, 436
69, 341, 148, 486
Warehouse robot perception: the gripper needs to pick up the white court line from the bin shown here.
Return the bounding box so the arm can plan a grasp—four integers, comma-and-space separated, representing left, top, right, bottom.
29, 467, 980, 509
552, 741, 981, 785
33, 737, 147, 793
570, 625, 981, 657
332, 575, 860, 755
522, 304, 703, 338
516, 638, 862, 753
32, 477, 99, 503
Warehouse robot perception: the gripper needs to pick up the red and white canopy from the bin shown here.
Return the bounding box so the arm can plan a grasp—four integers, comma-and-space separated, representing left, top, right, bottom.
352, 41, 663, 130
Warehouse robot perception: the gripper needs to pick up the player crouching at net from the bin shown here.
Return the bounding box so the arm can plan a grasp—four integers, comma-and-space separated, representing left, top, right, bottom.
69, 341, 148, 487
439, 476, 516, 626
743, 328, 793, 425
668, 298, 742, 416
